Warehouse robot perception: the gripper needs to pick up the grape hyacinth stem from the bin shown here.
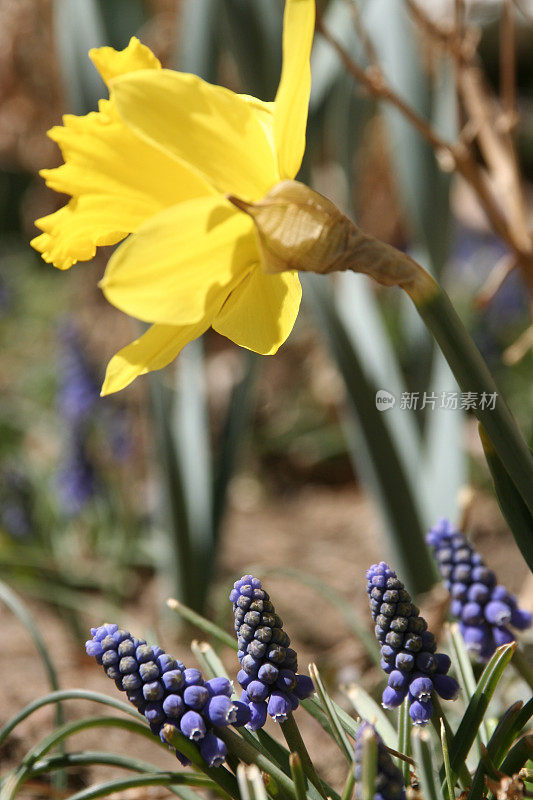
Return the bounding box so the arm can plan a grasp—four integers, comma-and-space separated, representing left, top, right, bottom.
398, 699, 411, 786
280, 713, 328, 799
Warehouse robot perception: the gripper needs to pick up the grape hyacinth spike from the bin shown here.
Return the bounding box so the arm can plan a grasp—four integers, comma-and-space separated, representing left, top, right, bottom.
426, 518, 532, 661
230, 575, 314, 730
354, 722, 407, 800
366, 562, 459, 725
85, 623, 251, 767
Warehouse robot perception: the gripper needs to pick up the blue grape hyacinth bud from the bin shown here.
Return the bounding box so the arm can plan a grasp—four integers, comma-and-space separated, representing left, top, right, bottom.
426, 518, 532, 661
85, 623, 250, 767
366, 563, 459, 725
354, 722, 406, 800
230, 575, 314, 730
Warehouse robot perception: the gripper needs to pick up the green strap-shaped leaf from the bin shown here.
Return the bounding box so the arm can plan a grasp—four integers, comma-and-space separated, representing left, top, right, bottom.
443, 643, 516, 787
304, 274, 435, 595
479, 424, 533, 574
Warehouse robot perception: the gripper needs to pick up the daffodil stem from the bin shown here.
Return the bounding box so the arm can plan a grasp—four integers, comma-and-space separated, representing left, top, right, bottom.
404, 272, 533, 525
280, 714, 329, 800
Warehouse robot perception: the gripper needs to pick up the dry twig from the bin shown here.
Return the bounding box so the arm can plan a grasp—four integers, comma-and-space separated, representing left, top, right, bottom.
318, 0, 533, 324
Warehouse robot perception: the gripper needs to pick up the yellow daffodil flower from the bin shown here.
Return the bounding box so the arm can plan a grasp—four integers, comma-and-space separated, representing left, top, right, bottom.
31, 0, 315, 394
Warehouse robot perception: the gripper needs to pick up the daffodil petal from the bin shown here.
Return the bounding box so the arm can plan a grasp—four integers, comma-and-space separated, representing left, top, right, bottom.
102, 320, 210, 395
31, 99, 213, 269
274, 0, 315, 180
89, 37, 161, 86
213, 267, 301, 354
111, 69, 279, 199
32, 197, 146, 270
101, 196, 258, 327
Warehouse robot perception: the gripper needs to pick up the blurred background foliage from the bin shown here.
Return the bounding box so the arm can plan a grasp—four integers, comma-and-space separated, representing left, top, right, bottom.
1, 0, 532, 639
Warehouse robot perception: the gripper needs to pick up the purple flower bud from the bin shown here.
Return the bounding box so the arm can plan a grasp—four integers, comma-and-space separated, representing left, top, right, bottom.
257, 663, 279, 684
491, 585, 511, 603
382, 686, 406, 709
493, 627, 515, 647
416, 652, 437, 674
126, 688, 145, 708
461, 624, 491, 655
183, 668, 203, 686
287, 693, 299, 711
162, 670, 184, 691
432, 674, 459, 700
86, 640, 103, 657
409, 698, 433, 725
139, 662, 160, 682
205, 695, 237, 726
180, 710, 206, 741
420, 631, 436, 653
200, 733, 227, 768
145, 702, 165, 725
122, 673, 142, 691
387, 670, 409, 691
275, 669, 297, 693
143, 681, 164, 701
136, 645, 155, 663
434, 653, 451, 674
246, 701, 268, 731
267, 692, 291, 723
205, 677, 232, 698
472, 566, 494, 587
158, 654, 180, 673
183, 685, 209, 710
450, 599, 463, 618
395, 653, 414, 672
408, 676, 433, 700
232, 701, 252, 726
241, 655, 260, 676
462, 602, 484, 625
163, 694, 184, 718
511, 608, 532, 630
293, 674, 314, 699
380, 659, 394, 674
484, 602, 511, 626
380, 645, 395, 663
452, 583, 469, 600
246, 680, 269, 702
467, 583, 490, 604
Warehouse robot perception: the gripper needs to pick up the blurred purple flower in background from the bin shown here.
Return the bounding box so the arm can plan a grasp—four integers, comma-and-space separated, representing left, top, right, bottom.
57, 320, 99, 424
56, 432, 96, 517
0, 466, 34, 539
